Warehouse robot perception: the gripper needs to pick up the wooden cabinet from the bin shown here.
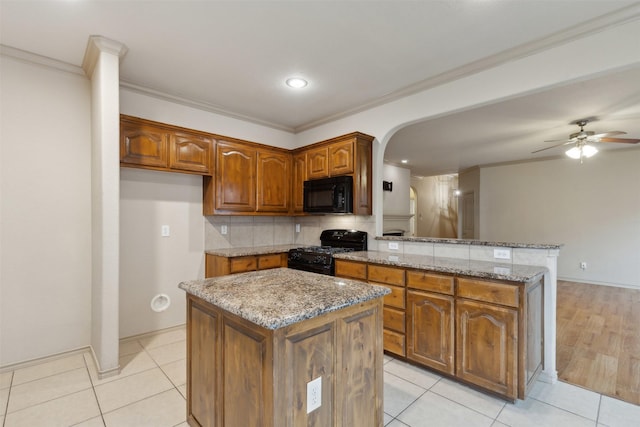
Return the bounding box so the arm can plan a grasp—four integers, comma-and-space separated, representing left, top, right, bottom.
207, 139, 292, 215
292, 152, 307, 213
215, 140, 256, 212
406, 270, 456, 375
335, 259, 544, 401
186, 292, 384, 427
205, 253, 287, 278
306, 146, 329, 179
170, 132, 213, 174
120, 115, 212, 175
294, 133, 373, 215
256, 149, 290, 212
456, 298, 518, 398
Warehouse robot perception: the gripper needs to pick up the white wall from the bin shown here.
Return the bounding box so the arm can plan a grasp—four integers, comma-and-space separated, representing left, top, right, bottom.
382, 164, 410, 215
0, 55, 92, 365
479, 150, 640, 288
119, 168, 204, 338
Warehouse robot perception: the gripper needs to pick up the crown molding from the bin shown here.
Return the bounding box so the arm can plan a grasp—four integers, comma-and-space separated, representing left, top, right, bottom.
293, 3, 640, 133
82, 35, 128, 77
0, 44, 85, 76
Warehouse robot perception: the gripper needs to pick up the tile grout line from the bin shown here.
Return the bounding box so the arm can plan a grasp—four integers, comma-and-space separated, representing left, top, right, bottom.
2, 371, 14, 427
82, 351, 107, 427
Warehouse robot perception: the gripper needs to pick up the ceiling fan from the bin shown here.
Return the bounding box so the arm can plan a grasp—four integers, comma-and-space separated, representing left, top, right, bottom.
532, 119, 640, 163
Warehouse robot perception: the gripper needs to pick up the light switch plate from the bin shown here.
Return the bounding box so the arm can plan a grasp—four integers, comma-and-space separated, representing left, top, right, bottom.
221, 225, 228, 235
161, 225, 170, 237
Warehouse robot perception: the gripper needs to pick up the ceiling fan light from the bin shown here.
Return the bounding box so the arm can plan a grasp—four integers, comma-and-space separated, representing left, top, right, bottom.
582, 144, 598, 158
565, 146, 582, 159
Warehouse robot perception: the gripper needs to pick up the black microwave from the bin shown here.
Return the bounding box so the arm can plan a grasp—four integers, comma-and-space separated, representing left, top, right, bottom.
303, 176, 353, 214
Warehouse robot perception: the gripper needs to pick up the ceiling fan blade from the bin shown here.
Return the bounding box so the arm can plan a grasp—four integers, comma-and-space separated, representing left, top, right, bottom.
591, 131, 626, 139
531, 141, 573, 154
599, 137, 640, 144
543, 138, 571, 143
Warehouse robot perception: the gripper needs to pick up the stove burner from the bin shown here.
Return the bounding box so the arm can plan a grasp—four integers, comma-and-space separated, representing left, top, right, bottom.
287, 230, 367, 276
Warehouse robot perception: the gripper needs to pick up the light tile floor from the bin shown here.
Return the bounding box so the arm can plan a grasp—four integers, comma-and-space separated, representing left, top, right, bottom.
1, 327, 639, 427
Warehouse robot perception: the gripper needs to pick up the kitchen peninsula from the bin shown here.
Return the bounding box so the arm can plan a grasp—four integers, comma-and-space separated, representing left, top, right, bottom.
179, 268, 390, 427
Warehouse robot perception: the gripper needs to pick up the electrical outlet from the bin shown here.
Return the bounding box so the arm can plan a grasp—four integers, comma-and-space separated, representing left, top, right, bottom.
388, 242, 399, 250
307, 376, 322, 413
580, 261, 587, 270
221, 225, 228, 235
493, 248, 511, 260
161, 225, 170, 237
295, 224, 301, 233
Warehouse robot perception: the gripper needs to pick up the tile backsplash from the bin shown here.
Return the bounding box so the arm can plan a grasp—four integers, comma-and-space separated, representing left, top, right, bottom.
204, 215, 377, 250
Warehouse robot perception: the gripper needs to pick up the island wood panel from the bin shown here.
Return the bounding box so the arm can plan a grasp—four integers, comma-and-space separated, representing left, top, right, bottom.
406, 290, 455, 375
523, 280, 544, 396
186, 294, 384, 427
187, 300, 221, 427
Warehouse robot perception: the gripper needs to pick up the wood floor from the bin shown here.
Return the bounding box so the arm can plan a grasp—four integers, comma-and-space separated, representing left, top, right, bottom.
556, 280, 640, 405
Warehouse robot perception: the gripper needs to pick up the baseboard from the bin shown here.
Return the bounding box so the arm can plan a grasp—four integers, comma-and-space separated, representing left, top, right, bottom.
119, 323, 187, 344
0, 346, 91, 374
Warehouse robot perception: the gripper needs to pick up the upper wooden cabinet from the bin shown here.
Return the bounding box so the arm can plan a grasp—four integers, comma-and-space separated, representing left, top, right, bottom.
170, 132, 213, 174
120, 115, 213, 175
256, 149, 290, 212
207, 139, 292, 215
295, 133, 373, 215
215, 140, 257, 212
292, 152, 306, 213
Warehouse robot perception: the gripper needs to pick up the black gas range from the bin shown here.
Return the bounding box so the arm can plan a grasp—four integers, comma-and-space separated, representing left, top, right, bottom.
287, 229, 367, 276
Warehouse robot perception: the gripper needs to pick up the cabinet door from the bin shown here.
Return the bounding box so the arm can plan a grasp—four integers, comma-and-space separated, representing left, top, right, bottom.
306, 146, 329, 179
215, 141, 256, 211
456, 299, 518, 399
170, 132, 213, 175
328, 139, 354, 176
256, 150, 290, 212
120, 121, 169, 168
292, 152, 306, 213
407, 290, 454, 375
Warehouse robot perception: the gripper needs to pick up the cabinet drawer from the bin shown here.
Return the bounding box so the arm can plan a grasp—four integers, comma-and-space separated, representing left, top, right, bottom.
407, 270, 454, 294
457, 278, 519, 308
229, 256, 257, 273
379, 284, 405, 309
368, 265, 405, 286
335, 260, 367, 280
383, 329, 405, 356
257, 253, 284, 270
383, 307, 405, 333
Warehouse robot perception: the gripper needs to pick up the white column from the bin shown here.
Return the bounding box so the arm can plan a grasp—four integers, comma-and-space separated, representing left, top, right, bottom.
82, 36, 127, 378
539, 249, 560, 383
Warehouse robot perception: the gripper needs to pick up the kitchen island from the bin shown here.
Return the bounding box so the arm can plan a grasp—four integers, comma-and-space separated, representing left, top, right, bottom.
179, 268, 390, 427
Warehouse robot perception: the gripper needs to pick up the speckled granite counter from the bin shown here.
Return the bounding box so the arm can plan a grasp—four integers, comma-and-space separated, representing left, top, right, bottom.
205, 244, 304, 257
179, 267, 390, 330
333, 251, 547, 282
376, 236, 562, 250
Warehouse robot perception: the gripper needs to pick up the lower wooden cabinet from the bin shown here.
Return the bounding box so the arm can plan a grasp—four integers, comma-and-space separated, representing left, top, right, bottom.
406, 290, 455, 375
335, 259, 544, 401
205, 253, 287, 278
456, 299, 518, 398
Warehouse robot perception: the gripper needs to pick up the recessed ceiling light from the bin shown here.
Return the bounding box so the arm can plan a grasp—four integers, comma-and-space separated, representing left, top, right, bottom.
401, 159, 408, 164
286, 77, 308, 89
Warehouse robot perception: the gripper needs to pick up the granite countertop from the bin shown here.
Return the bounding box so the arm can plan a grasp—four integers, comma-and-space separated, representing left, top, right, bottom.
179, 268, 390, 330
375, 236, 562, 250
333, 251, 547, 283
205, 244, 305, 257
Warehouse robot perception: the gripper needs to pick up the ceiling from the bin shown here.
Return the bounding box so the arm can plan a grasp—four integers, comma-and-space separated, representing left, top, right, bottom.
2, 1, 640, 176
